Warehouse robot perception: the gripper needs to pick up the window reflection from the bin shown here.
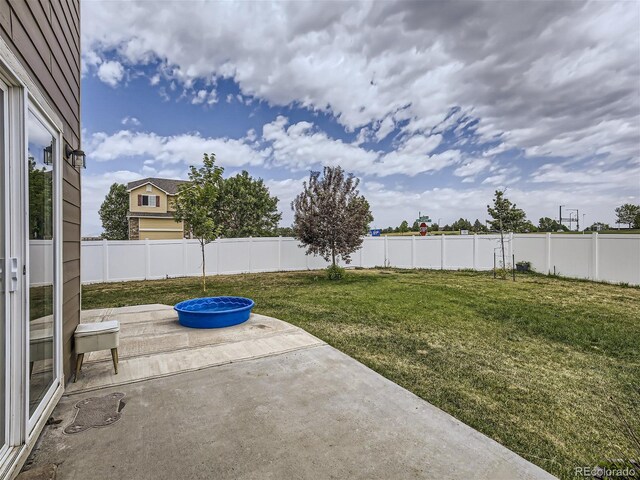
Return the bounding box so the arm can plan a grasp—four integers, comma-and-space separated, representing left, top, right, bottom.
27, 110, 55, 417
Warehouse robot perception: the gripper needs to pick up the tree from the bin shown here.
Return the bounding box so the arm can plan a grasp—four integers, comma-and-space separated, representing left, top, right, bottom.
615, 204, 640, 228
588, 222, 610, 232
430, 223, 439, 232
214, 170, 282, 238
487, 190, 527, 270
28, 157, 53, 240
472, 219, 486, 233
99, 183, 129, 240
292, 166, 373, 274
487, 190, 527, 233
538, 217, 567, 232
173, 154, 224, 291
276, 226, 294, 237
411, 221, 419, 232
399, 220, 409, 233
451, 218, 472, 231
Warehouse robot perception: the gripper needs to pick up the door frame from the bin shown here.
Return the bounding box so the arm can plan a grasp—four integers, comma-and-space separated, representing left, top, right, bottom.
0, 41, 65, 480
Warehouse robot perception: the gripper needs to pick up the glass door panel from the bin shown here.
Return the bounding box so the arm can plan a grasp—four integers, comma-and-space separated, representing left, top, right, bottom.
26, 110, 55, 417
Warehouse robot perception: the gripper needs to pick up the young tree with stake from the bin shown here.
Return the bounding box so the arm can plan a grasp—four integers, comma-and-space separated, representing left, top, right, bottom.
292, 166, 372, 279
173, 154, 224, 291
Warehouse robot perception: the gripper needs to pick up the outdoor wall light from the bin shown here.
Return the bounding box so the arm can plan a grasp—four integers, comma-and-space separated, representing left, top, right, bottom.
43, 144, 53, 165
65, 144, 86, 169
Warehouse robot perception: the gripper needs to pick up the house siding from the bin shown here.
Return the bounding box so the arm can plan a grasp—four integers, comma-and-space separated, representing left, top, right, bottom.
1, 0, 81, 382
129, 184, 170, 213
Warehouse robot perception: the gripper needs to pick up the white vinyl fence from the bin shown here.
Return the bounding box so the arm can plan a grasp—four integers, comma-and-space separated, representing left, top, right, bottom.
80, 234, 640, 286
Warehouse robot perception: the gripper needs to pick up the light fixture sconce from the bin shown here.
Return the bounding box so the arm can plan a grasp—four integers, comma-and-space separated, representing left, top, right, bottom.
43, 144, 53, 165
65, 144, 86, 169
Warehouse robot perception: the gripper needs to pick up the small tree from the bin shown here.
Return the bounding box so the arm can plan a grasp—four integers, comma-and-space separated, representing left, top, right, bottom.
615, 204, 640, 228
292, 166, 372, 276
173, 154, 224, 291
399, 220, 409, 233
99, 183, 129, 240
214, 170, 282, 238
487, 190, 527, 271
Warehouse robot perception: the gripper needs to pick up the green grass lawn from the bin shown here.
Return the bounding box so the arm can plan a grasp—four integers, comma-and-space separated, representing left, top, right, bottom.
82, 269, 640, 478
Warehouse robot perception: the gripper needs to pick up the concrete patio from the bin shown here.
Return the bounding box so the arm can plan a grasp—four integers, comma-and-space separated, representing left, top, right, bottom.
22, 305, 555, 479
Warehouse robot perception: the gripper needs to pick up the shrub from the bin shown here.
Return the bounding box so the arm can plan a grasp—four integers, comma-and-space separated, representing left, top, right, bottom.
326, 264, 346, 280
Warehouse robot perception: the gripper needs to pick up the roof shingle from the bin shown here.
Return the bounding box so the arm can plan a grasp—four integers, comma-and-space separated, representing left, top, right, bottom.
127, 177, 189, 195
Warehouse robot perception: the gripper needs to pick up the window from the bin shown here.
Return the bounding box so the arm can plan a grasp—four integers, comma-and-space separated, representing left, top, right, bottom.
138, 195, 160, 207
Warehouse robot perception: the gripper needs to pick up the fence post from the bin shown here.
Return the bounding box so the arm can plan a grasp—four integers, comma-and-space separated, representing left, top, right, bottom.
182, 238, 187, 276
473, 234, 477, 270
509, 232, 514, 267
384, 236, 389, 267
592, 232, 599, 281
546, 233, 551, 274
145, 239, 151, 280
102, 239, 109, 282
411, 235, 416, 268
359, 239, 364, 267
248, 237, 252, 273
441, 234, 446, 270
278, 236, 282, 271
216, 239, 220, 275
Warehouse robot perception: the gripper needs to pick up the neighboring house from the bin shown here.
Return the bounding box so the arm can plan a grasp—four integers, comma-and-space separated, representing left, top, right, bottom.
1, 1, 82, 477
127, 178, 189, 240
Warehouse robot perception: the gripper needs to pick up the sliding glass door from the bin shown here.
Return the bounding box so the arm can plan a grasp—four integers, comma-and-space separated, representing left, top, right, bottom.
26, 107, 58, 422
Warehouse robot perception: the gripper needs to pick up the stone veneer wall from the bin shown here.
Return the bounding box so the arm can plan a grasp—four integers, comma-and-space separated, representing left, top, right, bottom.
128, 217, 140, 240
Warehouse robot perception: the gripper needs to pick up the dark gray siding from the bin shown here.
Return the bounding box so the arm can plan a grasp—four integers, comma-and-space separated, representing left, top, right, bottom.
1, 0, 81, 382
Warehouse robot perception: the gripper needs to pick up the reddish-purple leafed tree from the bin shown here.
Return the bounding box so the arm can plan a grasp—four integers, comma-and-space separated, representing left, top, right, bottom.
292, 166, 373, 268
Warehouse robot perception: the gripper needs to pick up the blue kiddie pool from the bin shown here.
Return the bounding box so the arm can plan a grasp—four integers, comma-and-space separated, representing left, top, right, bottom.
174, 296, 255, 328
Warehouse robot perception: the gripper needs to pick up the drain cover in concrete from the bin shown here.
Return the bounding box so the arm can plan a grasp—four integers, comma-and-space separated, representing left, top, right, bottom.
64, 392, 125, 434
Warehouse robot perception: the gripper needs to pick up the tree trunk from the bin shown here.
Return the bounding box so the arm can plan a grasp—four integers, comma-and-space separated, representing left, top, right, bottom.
201, 241, 206, 292
331, 243, 336, 267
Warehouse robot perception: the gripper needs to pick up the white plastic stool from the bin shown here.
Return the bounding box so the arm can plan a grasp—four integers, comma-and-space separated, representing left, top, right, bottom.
74, 320, 120, 382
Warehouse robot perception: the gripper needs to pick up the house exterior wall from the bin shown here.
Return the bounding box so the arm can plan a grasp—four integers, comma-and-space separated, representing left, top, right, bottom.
1, 0, 81, 383
139, 217, 183, 230
129, 184, 169, 213
138, 230, 184, 241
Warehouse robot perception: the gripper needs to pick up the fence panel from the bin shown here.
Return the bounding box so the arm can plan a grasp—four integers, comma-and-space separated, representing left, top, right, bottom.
549, 235, 593, 279
81, 234, 640, 286
598, 235, 640, 285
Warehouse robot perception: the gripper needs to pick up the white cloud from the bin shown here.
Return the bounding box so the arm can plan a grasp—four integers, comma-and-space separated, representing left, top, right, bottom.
81, 1, 640, 163
96, 60, 125, 87
454, 158, 491, 178
85, 130, 268, 170
121, 116, 141, 127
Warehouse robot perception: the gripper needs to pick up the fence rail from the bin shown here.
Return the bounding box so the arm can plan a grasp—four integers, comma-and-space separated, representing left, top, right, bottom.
79, 233, 640, 286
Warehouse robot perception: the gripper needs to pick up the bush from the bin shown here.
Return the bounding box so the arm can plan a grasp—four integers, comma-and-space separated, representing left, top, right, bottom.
326, 264, 346, 280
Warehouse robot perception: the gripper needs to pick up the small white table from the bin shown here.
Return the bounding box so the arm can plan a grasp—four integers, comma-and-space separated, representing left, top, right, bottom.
74, 320, 120, 382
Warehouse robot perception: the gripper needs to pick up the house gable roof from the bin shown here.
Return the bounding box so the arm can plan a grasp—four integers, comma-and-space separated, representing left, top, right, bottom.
127, 177, 189, 195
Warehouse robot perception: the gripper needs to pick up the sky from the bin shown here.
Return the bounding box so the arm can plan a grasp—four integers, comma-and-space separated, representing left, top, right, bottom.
80, 0, 640, 236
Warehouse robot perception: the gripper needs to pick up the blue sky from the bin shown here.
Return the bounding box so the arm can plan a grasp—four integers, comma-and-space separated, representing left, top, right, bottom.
80, 1, 639, 236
